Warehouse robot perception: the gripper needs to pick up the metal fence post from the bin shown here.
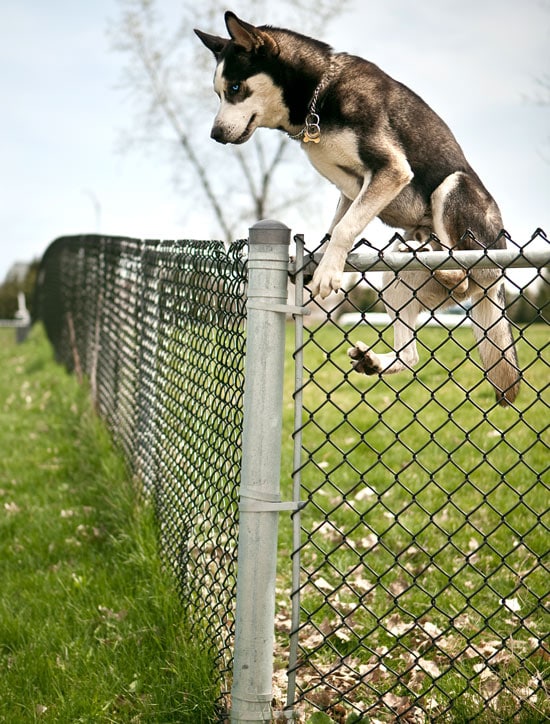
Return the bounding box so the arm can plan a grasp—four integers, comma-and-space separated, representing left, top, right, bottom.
231, 220, 291, 723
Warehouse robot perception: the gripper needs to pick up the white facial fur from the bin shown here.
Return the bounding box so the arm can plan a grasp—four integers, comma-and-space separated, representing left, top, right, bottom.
211, 61, 290, 144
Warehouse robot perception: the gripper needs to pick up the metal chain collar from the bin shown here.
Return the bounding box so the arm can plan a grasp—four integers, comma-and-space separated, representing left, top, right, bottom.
288, 57, 336, 144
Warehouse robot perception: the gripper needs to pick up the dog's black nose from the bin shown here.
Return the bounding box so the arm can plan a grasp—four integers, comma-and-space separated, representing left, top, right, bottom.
211, 126, 227, 144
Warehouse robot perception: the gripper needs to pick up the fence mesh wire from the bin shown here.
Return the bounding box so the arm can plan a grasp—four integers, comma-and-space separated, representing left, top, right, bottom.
35, 234, 248, 713
285, 230, 549, 723
34, 229, 549, 723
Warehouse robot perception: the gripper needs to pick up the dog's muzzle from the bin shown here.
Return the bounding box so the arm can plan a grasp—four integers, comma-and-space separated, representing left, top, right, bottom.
211, 125, 228, 144
210, 115, 257, 145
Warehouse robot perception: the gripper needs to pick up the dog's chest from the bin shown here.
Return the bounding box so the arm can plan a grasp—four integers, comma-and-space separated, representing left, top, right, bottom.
302, 129, 367, 199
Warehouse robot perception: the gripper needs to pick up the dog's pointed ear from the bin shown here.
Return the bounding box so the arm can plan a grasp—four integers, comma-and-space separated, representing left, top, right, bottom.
224, 11, 279, 55
194, 29, 228, 59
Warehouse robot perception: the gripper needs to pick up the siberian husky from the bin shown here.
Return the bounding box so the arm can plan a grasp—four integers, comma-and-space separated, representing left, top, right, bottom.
195, 12, 520, 406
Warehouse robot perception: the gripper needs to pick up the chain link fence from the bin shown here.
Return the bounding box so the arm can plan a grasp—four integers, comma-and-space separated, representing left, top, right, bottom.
284, 230, 549, 722
35, 234, 248, 714
34, 229, 549, 723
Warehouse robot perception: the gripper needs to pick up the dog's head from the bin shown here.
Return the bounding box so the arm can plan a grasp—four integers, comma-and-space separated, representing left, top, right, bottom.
195, 12, 289, 145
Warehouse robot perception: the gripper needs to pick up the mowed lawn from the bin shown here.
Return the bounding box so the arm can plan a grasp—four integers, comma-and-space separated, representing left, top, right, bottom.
0, 326, 217, 723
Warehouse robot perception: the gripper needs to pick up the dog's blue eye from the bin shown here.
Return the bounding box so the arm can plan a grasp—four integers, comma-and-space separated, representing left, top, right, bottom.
229, 82, 241, 94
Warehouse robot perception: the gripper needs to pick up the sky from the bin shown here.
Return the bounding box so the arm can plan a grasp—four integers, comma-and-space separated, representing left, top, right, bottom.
1, 0, 549, 283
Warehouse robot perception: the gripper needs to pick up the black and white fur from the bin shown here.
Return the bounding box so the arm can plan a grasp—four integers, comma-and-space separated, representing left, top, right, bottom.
195, 12, 520, 406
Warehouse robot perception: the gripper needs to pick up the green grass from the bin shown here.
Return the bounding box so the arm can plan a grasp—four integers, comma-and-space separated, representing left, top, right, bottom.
1, 316, 547, 723
0, 326, 217, 723
277, 321, 549, 722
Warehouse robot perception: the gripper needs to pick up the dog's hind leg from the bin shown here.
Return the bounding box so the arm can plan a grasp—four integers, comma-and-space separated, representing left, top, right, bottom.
431, 171, 520, 405
430, 172, 482, 295
469, 282, 521, 406
348, 274, 422, 375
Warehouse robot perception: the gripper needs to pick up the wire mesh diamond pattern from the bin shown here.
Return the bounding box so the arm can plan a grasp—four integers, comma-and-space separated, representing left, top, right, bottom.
34, 229, 549, 723
287, 230, 549, 723
36, 234, 248, 715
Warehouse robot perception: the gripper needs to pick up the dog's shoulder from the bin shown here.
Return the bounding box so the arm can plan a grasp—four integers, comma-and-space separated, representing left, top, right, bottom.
330, 54, 437, 121
325, 54, 470, 173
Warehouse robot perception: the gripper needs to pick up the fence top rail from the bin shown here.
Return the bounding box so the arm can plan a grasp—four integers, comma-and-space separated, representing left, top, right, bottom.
291, 243, 550, 276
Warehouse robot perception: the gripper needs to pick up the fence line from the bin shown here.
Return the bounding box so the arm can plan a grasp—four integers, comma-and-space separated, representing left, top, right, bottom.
35, 227, 549, 723
35, 234, 249, 717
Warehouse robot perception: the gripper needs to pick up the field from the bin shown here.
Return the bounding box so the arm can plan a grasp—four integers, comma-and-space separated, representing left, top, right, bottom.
0, 327, 216, 723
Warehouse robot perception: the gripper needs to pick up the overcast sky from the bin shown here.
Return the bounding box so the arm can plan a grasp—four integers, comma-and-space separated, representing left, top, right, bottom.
1, 0, 549, 282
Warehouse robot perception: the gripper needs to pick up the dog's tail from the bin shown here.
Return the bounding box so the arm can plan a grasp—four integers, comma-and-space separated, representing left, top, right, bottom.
470, 281, 520, 406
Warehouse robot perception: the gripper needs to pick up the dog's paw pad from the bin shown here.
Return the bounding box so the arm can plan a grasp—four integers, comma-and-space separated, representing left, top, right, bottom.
434, 269, 469, 294
398, 239, 432, 253
348, 343, 381, 375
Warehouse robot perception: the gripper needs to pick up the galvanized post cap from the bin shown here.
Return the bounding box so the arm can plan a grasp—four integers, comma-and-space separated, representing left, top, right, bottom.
249, 219, 290, 245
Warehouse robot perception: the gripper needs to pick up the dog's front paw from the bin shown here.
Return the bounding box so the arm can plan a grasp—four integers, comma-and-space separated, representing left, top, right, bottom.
309, 252, 345, 298
398, 239, 433, 253
348, 341, 382, 375
434, 269, 469, 295
309, 268, 342, 298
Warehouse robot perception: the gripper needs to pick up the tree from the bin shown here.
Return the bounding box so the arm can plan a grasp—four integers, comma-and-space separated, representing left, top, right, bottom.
110, 0, 351, 242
